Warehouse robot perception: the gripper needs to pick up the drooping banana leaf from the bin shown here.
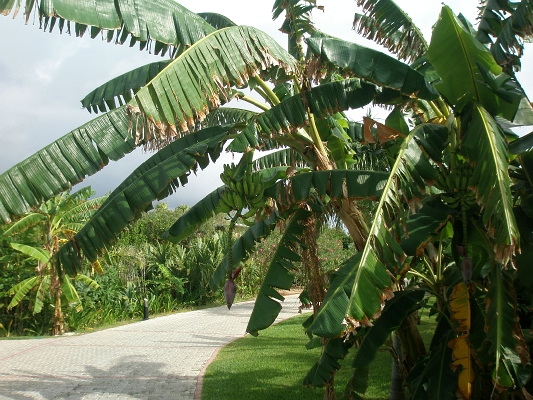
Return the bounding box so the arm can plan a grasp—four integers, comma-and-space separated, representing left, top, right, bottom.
74, 273, 100, 289
61, 276, 82, 310
303, 335, 357, 388
7, 275, 40, 309
476, 0, 533, 72
58, 125, 235, 275
483, 266, 527, 390
305, 31, 438, 101
353, 0, 428, 63
428, 6, 526, 121
197, 108, 257, 132
0, 107, 135, 223
228, 78, 378, 152
351, 289, 425, 367
246, 208, 312, 336
81, 60, 172, 113
33, 275, 50, 314
10, 243, 51, 264
400, 197, 455, 257
252, 149, 308, 170
0, 0, 215, 56
209, 210, 281, 292
162, 187, 225, 243
461, 103, 518, 264
197, 12, 236, 30
127, 26, 297, 145
509, 129, 533, 154
307, 123, 446, 337
2, 213, 46, 237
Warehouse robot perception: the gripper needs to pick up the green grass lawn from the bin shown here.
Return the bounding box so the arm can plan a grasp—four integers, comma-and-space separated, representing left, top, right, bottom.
202, 309, 437, 400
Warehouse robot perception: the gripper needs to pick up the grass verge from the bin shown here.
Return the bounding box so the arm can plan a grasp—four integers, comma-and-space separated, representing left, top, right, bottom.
202, 309, 437, 399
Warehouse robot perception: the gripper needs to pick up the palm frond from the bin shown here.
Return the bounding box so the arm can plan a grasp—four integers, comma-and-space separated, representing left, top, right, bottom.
353, 0, 428, 62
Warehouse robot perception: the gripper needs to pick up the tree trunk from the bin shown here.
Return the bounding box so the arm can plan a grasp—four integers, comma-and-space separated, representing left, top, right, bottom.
390, 334, 406, 400
324, 375, 336, 400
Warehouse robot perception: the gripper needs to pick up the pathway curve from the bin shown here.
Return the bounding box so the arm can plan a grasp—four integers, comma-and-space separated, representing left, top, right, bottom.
0, 294, 302, 400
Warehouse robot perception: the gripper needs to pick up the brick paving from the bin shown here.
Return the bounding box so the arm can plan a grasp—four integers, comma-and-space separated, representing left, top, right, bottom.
0, 295, 302, 399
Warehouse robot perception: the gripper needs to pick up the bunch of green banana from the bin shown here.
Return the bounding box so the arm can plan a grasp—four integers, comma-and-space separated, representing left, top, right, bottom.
218, 188, 245, 214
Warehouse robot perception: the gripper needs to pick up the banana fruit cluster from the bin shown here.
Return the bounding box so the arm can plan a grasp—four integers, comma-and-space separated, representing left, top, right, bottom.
435, 160, 477, 209
218, 163, 266, 224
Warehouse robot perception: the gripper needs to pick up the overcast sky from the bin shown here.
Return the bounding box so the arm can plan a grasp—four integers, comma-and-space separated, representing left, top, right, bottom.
0, 0, 531, 208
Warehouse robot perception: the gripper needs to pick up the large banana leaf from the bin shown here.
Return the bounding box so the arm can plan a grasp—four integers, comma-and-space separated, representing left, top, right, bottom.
7, 275, 40, 309
2, 213, 46, 236
33, 275, 50, 314
10, 243, 51, 264
162, 187, 225, 243
197, 12, 236, 30
428, 6, 525, 121
307, 123, 447, 337
353, 0, 428, 62
0, 0, 215, 56
58, 125, 234, 275
305, 32, 438, 101
209, 211, 281, 292
81, 60, 172, 113
127, 26, 297, 144
229, 78, 378, 152
462, 103, 518, 264
483, 266, 528, 390
0, 107, 135, 223
246, 208, 311, 336
476, 0, 533, 72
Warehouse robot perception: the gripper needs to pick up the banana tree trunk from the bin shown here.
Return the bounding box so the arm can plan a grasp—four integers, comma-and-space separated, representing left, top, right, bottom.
390, 334, 406, 400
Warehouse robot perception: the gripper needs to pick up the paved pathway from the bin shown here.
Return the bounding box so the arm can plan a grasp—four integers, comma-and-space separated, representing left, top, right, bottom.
0, 295, 302, 400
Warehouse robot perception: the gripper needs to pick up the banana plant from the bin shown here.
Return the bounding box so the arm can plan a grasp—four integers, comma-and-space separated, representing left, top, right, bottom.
3, 187, 103, 335
2, 0, 533, 398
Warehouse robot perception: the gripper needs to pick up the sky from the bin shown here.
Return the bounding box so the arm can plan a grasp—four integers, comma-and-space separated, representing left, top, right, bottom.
0, 0, 531, 209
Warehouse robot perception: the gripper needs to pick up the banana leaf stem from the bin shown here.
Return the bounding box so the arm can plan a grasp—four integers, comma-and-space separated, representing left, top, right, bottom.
429, 101, 444, 119
307, 109, 328, 157
251, 76, 280, 106
239, 95, 270, 111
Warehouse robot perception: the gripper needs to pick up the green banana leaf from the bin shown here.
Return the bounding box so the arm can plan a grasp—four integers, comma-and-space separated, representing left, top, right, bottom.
209, 211, 281, 292
2, 213, 46, 237
75, 273, 100, 290
58, 125, 234, 275
307, 123, 446, 337
484, 266, 524, 390
128, 26, 297, 144
0, 107, 135, 223
34, 275, 51, 314
400, 198, 455, 256
246, 208, 311, 336
476, 0, 533, 72
11, 243, 51, 264
197, 12, 236, 30
61, 277, 82, 311
229, 78, 378, 152
305, 31, 438, 101
428, 6, 525, 121
303, 335, 357, 388
162, 187, 225, 243
81, 60, 172, 113
353, 0, 428, 62
0, 0, 215, 56
352, 289, 425, 368
461, 103, 518, 264
252, 149, 308, 170
7, 275, 40, 309
509, 129, 533, 154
